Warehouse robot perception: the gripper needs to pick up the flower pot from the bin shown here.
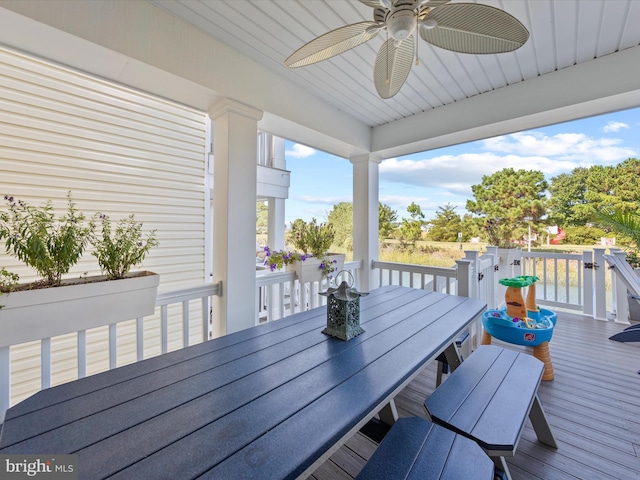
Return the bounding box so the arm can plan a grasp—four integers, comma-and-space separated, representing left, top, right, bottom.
0, 271, 159, 348
287, 254, 345, 284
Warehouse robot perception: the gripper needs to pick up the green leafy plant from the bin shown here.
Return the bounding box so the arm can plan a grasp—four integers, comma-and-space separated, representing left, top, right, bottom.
289, 218, 335, 258
593, 207, 640, 268
0, 193, 92, 287
91, 213, 158, 280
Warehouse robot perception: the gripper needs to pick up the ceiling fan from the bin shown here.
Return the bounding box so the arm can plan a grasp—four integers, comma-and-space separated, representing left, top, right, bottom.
284, 0, 529, 99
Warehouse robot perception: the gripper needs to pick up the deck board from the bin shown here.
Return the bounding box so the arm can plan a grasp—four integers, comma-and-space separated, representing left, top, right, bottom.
309, 311, 640, 479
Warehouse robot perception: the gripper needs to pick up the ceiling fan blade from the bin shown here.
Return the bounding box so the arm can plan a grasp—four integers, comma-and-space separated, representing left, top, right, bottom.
419, 3, 529, 54
373, 37, 415, 99
418, 0, 451, 7
285, 22, 380, 68
358, 0, 387, 8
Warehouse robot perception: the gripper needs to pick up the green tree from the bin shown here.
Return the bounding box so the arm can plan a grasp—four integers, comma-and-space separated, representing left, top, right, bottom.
256, 201, 268, 235
327, 202, 352, 249
548, 159, 640, 227
547, 168, 590, 226
326, 202, 399, 250
395, 202, 425, 249
466, 168, 548, 247
607, 158, 640, 211
427, 203, 463, 242
379, 203, 398, 240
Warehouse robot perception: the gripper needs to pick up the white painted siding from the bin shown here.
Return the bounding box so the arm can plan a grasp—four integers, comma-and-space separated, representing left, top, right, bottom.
0, 46, 208, 405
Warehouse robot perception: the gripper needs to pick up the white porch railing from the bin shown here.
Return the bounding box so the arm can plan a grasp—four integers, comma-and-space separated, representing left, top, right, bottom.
256, 260, 363, 323
0, 249, 624, 424
1, 283, 220, 424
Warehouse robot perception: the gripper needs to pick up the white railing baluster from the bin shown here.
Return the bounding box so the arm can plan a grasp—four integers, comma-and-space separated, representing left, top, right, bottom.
78, 330, 87, 378
1, 345, 10, 422
136, 318, 144, 361
109, 324, 117, 370
278, 282, 285, 320
201, 297, 210, 341
593, 248, 607, 320
583, 251, 594, 316
182, 301, 189, 348
161, 304, 169, 354
41, 338, 51, 390
543, 260, 548, 299
562, 258, 569, 304
255, 284, 261, 325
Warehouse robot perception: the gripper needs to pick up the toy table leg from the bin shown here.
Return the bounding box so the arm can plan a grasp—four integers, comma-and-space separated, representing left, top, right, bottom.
481, 330, 492, 345
533, 341, 554, 381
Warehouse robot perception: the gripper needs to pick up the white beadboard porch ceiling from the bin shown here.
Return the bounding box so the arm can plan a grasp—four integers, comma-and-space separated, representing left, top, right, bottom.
150, 0, 640, 129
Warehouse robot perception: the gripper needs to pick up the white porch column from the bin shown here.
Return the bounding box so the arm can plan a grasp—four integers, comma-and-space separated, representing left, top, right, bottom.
268, 136, 286, 250
351, 154, 381, 292
209, 99, 263, 335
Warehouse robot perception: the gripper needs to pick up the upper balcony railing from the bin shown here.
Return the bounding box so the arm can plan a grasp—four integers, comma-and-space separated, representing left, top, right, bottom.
0, 248, 626, 423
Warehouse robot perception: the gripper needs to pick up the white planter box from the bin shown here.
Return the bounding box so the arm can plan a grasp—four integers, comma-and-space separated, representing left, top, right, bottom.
0, 271, 159, 347
287, 254, 345, 284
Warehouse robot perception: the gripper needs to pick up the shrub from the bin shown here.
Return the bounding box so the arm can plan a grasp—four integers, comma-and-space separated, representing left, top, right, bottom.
289, 218, 335, 258
91, 213, 158, 280
563, 225, 606, 245
0, 193, 92, 286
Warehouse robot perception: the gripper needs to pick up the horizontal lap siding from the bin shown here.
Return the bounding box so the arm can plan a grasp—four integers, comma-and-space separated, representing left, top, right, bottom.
0, 46, 208, 405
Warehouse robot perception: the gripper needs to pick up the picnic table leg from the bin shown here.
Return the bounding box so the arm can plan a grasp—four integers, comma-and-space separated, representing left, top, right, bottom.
378, 398, 398, 426
490, 456, 513, 480
442, 343, 462, 372
528, 394, 558, 448
533, 341, 554, 380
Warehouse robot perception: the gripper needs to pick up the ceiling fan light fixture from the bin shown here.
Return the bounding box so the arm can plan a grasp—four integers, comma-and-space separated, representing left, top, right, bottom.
387, 10, 416, 42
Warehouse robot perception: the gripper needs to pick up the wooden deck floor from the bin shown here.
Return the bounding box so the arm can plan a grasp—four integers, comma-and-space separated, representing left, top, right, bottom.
308, 312, 640, 480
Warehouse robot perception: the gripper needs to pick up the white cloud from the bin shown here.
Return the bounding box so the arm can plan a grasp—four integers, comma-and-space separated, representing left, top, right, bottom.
481, 131, 635, 162
380, 152, 578, 193
285, 143, 316, 158
603, 121, 630, 133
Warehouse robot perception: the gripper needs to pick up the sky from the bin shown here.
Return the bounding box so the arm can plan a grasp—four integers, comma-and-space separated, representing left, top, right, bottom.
282, 108, 640, 224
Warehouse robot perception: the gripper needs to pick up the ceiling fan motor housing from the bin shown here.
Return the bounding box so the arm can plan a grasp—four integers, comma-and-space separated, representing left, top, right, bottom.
386, 8, 417, 41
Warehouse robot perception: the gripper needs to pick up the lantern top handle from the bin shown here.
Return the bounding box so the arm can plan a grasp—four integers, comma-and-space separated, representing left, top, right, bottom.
334, 270, 354, 288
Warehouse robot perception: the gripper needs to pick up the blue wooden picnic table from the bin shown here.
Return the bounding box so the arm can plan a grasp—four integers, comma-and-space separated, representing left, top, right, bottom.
0, 285, 486, 479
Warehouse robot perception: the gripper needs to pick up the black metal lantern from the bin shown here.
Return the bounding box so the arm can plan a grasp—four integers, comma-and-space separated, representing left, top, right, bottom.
320, 273, 368, 341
